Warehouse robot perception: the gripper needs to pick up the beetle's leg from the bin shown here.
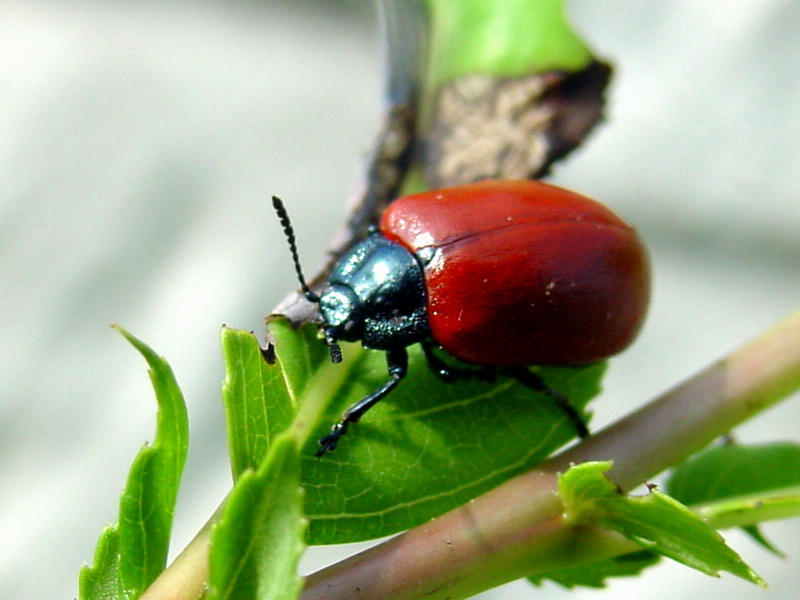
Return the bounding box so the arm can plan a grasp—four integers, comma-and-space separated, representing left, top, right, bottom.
420, 340, 457, 381
317, 347, 408, 457
420, 340, 496, 383
502, 366, 589, 439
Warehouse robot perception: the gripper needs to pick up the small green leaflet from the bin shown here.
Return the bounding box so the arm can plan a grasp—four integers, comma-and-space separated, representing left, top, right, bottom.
267, 316, 331, 401
529, 550, 659, 589
207, 434, 306, 600
222, 327, 297, 478
666, 442, 800, 554
559, 462, 764, 586
667, 442, 800, 504
79, 327, 189, 600
211, 326, 316, 600
78, 526, 122, 600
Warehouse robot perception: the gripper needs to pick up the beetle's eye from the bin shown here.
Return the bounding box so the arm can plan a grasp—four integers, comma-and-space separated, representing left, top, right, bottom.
319, 285, 363, 342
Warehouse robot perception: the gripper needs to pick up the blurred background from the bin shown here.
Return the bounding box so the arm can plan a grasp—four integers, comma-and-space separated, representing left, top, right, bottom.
1, 1, 798, 598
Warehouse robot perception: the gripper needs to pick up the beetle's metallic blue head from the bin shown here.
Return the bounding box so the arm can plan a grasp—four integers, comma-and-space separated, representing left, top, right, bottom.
272, 196, 430, 363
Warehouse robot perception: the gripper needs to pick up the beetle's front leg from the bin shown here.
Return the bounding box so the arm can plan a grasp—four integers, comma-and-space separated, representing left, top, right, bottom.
316, 347, 408, 456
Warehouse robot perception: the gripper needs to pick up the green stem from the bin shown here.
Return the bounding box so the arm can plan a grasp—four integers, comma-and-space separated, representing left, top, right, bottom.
424, 0, 592, 87
560, 308, 800, 490
139, 507, 219, 600
400, 0, 600, 195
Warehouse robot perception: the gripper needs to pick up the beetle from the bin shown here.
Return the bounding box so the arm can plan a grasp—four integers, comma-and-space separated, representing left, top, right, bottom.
273, 179, 650, 456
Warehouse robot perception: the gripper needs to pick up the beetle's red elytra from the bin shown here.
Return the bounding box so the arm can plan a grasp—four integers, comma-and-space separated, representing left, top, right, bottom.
380, 179, 650, 366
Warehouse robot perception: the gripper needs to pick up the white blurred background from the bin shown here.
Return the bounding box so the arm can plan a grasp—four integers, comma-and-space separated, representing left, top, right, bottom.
1, 1, 798, 599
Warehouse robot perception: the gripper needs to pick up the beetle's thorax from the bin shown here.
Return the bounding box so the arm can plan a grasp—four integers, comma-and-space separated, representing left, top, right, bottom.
319, 232, 430, 351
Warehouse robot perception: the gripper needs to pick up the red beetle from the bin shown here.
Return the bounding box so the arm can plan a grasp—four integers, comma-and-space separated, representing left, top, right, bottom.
273, 179, 650, 455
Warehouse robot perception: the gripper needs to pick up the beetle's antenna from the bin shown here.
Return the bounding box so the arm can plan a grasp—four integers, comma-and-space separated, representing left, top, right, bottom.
271, 196, 342, 363
272, 196, 319, 302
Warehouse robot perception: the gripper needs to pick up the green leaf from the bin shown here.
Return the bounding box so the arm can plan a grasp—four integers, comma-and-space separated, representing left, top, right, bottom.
246, 323, 602, 545
667, 442, 800, 554
426, 0, 593, 86
268, 316, 330, 401
79, 526, 122, 600
114, 326, 190, 599
741, 524, 785, 557
560, 462, 764, 586
529, 550, 660, 589
667, 442, 800, 505
228, 322, 601, 545
79, 328, 189, 600
207, 434, 306, 600
222, 327, 296, 478
698, 490, 800, 531
304, 352, 600, 544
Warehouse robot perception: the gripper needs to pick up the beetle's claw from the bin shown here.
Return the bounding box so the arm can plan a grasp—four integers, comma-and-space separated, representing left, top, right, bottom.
316, 423, 346, 457
315, 441, 334, 458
